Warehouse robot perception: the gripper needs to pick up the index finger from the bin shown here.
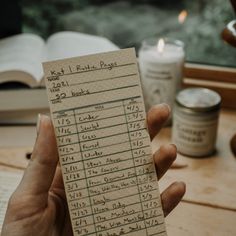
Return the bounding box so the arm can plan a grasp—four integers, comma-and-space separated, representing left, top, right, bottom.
147, 104, 170, 140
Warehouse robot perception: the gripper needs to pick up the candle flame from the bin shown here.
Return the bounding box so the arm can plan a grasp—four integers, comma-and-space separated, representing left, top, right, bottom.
157, 39, 165, 53
178, 10, 188, 24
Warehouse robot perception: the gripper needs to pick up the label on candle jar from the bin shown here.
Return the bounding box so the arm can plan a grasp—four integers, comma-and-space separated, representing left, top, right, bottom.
173, 112, 219, 157
172, 88, 221, 157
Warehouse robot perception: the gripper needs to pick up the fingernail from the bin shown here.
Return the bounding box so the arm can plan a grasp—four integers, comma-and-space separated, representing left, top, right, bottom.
162, 103, 171, 114
170, 143, 177, 150
36, 114, 41, 136
153, 103, 171, 114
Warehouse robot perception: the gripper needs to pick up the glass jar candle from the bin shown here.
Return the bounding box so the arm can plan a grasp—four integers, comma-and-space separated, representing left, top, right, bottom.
172, 88, 221, 157
139, 37, 185, 112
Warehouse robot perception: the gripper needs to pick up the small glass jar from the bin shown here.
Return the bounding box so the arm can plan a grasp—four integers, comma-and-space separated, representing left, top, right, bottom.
172, 88, 221, 157
139, 37, 185, 112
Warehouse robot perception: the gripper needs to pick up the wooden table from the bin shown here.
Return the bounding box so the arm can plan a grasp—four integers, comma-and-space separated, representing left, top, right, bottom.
0, 109, 236, 235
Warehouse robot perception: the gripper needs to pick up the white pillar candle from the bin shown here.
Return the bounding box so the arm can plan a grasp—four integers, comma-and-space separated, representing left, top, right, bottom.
139, 38, 185, 112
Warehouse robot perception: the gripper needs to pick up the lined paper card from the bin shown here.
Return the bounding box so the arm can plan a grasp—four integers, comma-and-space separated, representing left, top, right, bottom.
43, 48, 167, 236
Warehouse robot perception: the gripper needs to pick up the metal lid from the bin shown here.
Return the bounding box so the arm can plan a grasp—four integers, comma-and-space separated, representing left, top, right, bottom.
176, 88, 221, 113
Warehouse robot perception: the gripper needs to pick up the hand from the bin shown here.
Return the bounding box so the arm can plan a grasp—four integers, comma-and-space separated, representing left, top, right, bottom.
147, 104, 186, 216
1, 104, 185, 236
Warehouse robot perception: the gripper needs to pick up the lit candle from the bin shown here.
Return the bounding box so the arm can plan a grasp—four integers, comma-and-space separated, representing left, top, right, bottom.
139, 38, 185, 113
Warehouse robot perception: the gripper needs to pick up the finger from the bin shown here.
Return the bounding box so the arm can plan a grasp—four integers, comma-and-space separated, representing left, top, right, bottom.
51, 165, 64, 190
62, 211, 74, 236
50, 165, 66, 201
154, 144, 177, 179
161, 182, 186, 217
16, 115, 59, 196
147, 104, 170, 140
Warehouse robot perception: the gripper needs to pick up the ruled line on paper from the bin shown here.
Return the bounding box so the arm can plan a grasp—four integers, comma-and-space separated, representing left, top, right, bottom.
56, 119, 146, 138
43, 48, 167, 236
70, 194, 160, 212
58, 130, 147, 148
70, 73, 138, 86
64, 162, 154, 184
63, 161, 153, 176
53, 101, 143, 119
61, 149, 152, 167
46, 62, 136, 80
66, 179, 158, 201
73, 221, 165, 235
50, 84, 140, 102
59, 138, 149, 157
72, 212, 164, 230
54, 110, 144, 128
52, 96, 141, 114
68, 187, 159, 210
75, 156, 152, 172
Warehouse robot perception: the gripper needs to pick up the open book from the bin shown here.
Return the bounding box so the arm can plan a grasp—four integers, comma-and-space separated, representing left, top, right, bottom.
0, 31, 118, 88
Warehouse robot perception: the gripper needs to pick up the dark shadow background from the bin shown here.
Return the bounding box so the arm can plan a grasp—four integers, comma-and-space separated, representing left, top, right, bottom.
0, 0, 22, 38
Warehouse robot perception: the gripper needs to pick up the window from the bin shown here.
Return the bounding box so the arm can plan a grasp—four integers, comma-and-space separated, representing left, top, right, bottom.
22, 0, 236, 108
23, 0, 236, 67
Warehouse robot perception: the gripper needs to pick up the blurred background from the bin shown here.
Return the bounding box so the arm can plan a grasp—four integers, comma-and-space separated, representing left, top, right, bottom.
20, 0, 236, 67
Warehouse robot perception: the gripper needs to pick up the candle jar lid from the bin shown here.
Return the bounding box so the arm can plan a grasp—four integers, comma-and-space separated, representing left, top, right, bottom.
176, 88, 221, 113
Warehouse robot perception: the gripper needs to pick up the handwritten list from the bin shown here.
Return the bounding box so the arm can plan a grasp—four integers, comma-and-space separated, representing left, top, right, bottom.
43, 48, 167, 236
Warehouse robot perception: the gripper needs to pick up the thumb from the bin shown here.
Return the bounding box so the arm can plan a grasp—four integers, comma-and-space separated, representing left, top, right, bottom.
15, 115, 59, 199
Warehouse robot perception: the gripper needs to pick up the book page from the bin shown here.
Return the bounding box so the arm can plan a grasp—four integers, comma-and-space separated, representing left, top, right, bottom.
0, 34, 46, 86
0, 171, 23, 231
43, 48, 167, 236
46, 31, 118, 61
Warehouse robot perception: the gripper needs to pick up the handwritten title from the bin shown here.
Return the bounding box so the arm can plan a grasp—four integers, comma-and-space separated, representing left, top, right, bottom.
49, 60, 118, 78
